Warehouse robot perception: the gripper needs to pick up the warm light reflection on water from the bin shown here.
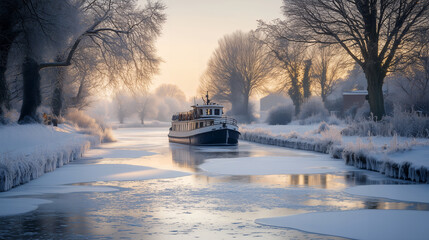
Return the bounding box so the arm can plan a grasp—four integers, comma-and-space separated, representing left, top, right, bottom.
1, 128, 428, 239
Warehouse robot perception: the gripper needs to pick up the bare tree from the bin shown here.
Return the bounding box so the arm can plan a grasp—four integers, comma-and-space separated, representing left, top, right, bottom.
390, 30, 429, 113
154, 84, 187, 101
277, 0, 429, 120
134, 84, 188, 123
256, 26, 312, 115
0, 1, 21, 120
200, 31, 273, 122
16, 0, 165, 123
312, 45, 350, 102
63, 47, 104, 111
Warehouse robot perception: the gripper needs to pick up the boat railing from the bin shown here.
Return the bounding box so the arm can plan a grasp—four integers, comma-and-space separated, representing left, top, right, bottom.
214, 117, 237, 126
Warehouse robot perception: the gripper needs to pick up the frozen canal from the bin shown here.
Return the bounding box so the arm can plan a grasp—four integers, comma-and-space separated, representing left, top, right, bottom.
1, 128, 428, 239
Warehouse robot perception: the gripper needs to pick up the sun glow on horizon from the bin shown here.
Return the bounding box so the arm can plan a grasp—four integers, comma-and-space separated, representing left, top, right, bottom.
149, 0, 283, 99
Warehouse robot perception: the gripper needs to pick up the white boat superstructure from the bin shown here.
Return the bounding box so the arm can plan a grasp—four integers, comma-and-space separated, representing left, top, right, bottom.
168, 93, 240, 145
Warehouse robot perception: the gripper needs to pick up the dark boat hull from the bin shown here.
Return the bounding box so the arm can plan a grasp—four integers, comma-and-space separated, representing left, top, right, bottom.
168, 129, 240, 146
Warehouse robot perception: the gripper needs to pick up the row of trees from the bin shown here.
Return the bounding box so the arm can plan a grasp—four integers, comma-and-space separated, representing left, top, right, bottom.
0, 0, 165, 124
200, 0, 429, 122
113, 84, 188, 124
199, 30, 350, 122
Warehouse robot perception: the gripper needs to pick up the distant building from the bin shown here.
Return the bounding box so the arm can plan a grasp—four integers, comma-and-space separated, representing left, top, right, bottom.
259, 93, 290, 122
343, 90, 368, 110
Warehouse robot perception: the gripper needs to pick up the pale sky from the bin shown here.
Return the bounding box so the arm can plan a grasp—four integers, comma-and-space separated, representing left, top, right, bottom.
150, 0, 283, 99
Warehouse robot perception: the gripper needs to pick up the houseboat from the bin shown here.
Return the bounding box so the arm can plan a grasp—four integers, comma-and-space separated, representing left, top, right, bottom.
168, 93, 240, 145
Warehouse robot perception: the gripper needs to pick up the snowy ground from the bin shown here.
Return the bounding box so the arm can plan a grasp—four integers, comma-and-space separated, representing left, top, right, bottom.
240, 123, 429, 182
0, 124, 99, 191
0, 127, 189, 216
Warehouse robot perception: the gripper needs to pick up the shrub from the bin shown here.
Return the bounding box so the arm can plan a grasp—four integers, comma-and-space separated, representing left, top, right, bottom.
320, 128, 342, 145
326, 115, 343, 125
354, 102, 371, 120
65, 109, 116, 142
387, 107, 429, 138
266, 104, 294, 125
342, 106, 429, 138
324, 97, 344, 116
317, 121, 330, 133
298, 97, 329, 123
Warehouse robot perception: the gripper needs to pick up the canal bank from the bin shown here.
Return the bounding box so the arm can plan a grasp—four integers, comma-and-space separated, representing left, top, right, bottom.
240, 124, 429, 183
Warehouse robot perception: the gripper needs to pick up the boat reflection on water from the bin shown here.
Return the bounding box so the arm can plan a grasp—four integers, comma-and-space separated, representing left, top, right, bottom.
169, 144, 251, 170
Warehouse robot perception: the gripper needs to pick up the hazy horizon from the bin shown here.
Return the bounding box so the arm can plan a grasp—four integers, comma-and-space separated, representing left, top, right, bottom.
149, 0, 283, 99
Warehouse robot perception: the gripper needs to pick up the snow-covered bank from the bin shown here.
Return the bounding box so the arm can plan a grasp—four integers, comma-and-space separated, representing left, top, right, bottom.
240, 124, 429, 182
0, 127, 189, 216
256, 210, 429, 240
0, 124, 99, 192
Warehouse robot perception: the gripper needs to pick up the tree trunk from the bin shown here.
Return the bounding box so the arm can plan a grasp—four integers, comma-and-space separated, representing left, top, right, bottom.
288, 76, 302, 115
0, 36, 14, 121
363, 63, 386, 120
51, 79, 63, 117
0, 63, 9, 119
320, 68, 327, 102
0, 3, 19, 122
51, 65, 65, 117
18, 58, 42, 124
302, 59, 312, 99
243, 93, 250, 122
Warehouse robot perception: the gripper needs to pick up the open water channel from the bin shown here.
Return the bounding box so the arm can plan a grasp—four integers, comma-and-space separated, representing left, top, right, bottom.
0, 128, 427, 239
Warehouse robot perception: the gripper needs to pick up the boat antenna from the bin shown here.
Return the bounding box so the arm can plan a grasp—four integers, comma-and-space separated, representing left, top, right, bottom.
206, 91, 210, 105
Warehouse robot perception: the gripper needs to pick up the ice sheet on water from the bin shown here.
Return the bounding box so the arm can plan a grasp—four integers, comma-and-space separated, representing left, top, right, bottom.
345, 184, 429, 203
256, 210, 429, 240
0, 163, 189, 216
199, 155, 354, 175
0, 198, 52, 216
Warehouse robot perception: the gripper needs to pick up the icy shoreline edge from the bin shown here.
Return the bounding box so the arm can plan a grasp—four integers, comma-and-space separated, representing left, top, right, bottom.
0, 133, 99, 192
240, 130, 429, 183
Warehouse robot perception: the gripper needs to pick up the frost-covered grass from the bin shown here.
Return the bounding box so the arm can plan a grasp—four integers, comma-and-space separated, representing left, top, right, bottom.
65, 109, 115, 142
342, 109, 429, 138
0, 123, 99, 192
240, 122, 429, 182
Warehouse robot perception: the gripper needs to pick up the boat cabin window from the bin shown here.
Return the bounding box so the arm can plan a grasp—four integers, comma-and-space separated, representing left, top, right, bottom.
215, 109, 220, 115
199, 122, 204, 128
206, 109, 212, 115
199, 109, 203, 115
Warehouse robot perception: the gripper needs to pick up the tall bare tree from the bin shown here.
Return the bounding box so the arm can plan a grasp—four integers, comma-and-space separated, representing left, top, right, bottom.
312, 45, 350, 102
390, 30, 429, 112
277, 0, 429, 120
17, 0, 165, 123
0, 1, 21, 120
256, 26, 312, 115
200, 31, 273, 122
